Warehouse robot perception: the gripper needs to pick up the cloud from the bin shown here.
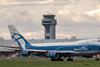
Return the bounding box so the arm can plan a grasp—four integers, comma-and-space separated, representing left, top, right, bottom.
84, 9, 100, 21
0, 0, 67, 6
22, 32, 43, 39
0, 0, 100, 39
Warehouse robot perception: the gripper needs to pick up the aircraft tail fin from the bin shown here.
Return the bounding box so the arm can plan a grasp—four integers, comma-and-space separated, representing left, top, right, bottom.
8, 25, 31, 50
8, 25, 20, 39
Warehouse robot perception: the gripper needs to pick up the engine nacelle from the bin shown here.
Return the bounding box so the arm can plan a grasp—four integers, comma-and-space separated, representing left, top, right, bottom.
20, 50, 30, 57
47, 51, 58, 58
82, 55, 93, 58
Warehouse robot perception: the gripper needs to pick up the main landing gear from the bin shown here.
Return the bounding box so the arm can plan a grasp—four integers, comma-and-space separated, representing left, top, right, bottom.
95, 55, 100, 61
51, 53, 64, 61
51, 58, 64, 61
67, 57, 73, 61
51, 57, 74, 61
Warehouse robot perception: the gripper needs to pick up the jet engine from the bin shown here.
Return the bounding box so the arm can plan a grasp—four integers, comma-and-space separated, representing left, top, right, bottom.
82, 55, 93, 58
47, 50, 63, 61
47, 51, 61, 59
20, 50, 30, 57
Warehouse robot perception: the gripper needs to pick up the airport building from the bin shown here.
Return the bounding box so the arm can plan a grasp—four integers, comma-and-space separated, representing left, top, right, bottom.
42, 14, 57, 39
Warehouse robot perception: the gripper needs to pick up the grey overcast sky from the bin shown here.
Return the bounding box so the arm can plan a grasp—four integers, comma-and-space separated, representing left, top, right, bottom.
0, 0, 100, 39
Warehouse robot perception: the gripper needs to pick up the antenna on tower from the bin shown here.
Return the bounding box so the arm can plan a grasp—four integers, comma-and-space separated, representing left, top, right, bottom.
43, 0, 56, 15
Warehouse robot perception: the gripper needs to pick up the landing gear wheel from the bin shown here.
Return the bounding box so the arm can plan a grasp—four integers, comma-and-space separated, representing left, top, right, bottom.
51, 58, 64, 61
67, 57, 73, 61
58, 59, 64, 61
51, 58, 57, 61
96, 58, 99, 61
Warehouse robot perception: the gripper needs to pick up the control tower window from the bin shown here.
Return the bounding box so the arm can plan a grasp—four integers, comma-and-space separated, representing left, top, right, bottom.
46, 36, 50, 39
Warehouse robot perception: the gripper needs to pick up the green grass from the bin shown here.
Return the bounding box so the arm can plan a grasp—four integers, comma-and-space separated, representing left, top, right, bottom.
0, 58, 100, 67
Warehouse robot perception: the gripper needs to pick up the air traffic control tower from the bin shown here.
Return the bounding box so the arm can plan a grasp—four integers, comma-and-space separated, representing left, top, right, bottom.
42, 14, 57, 39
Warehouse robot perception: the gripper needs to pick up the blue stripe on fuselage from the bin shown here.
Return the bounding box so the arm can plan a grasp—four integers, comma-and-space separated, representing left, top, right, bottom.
25, 43, 100, 51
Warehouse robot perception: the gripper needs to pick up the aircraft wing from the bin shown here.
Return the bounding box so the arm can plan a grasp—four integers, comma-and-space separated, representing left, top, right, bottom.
0, 46, 20, 51
26, 49, 78, 57
0, 46, 19, 48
